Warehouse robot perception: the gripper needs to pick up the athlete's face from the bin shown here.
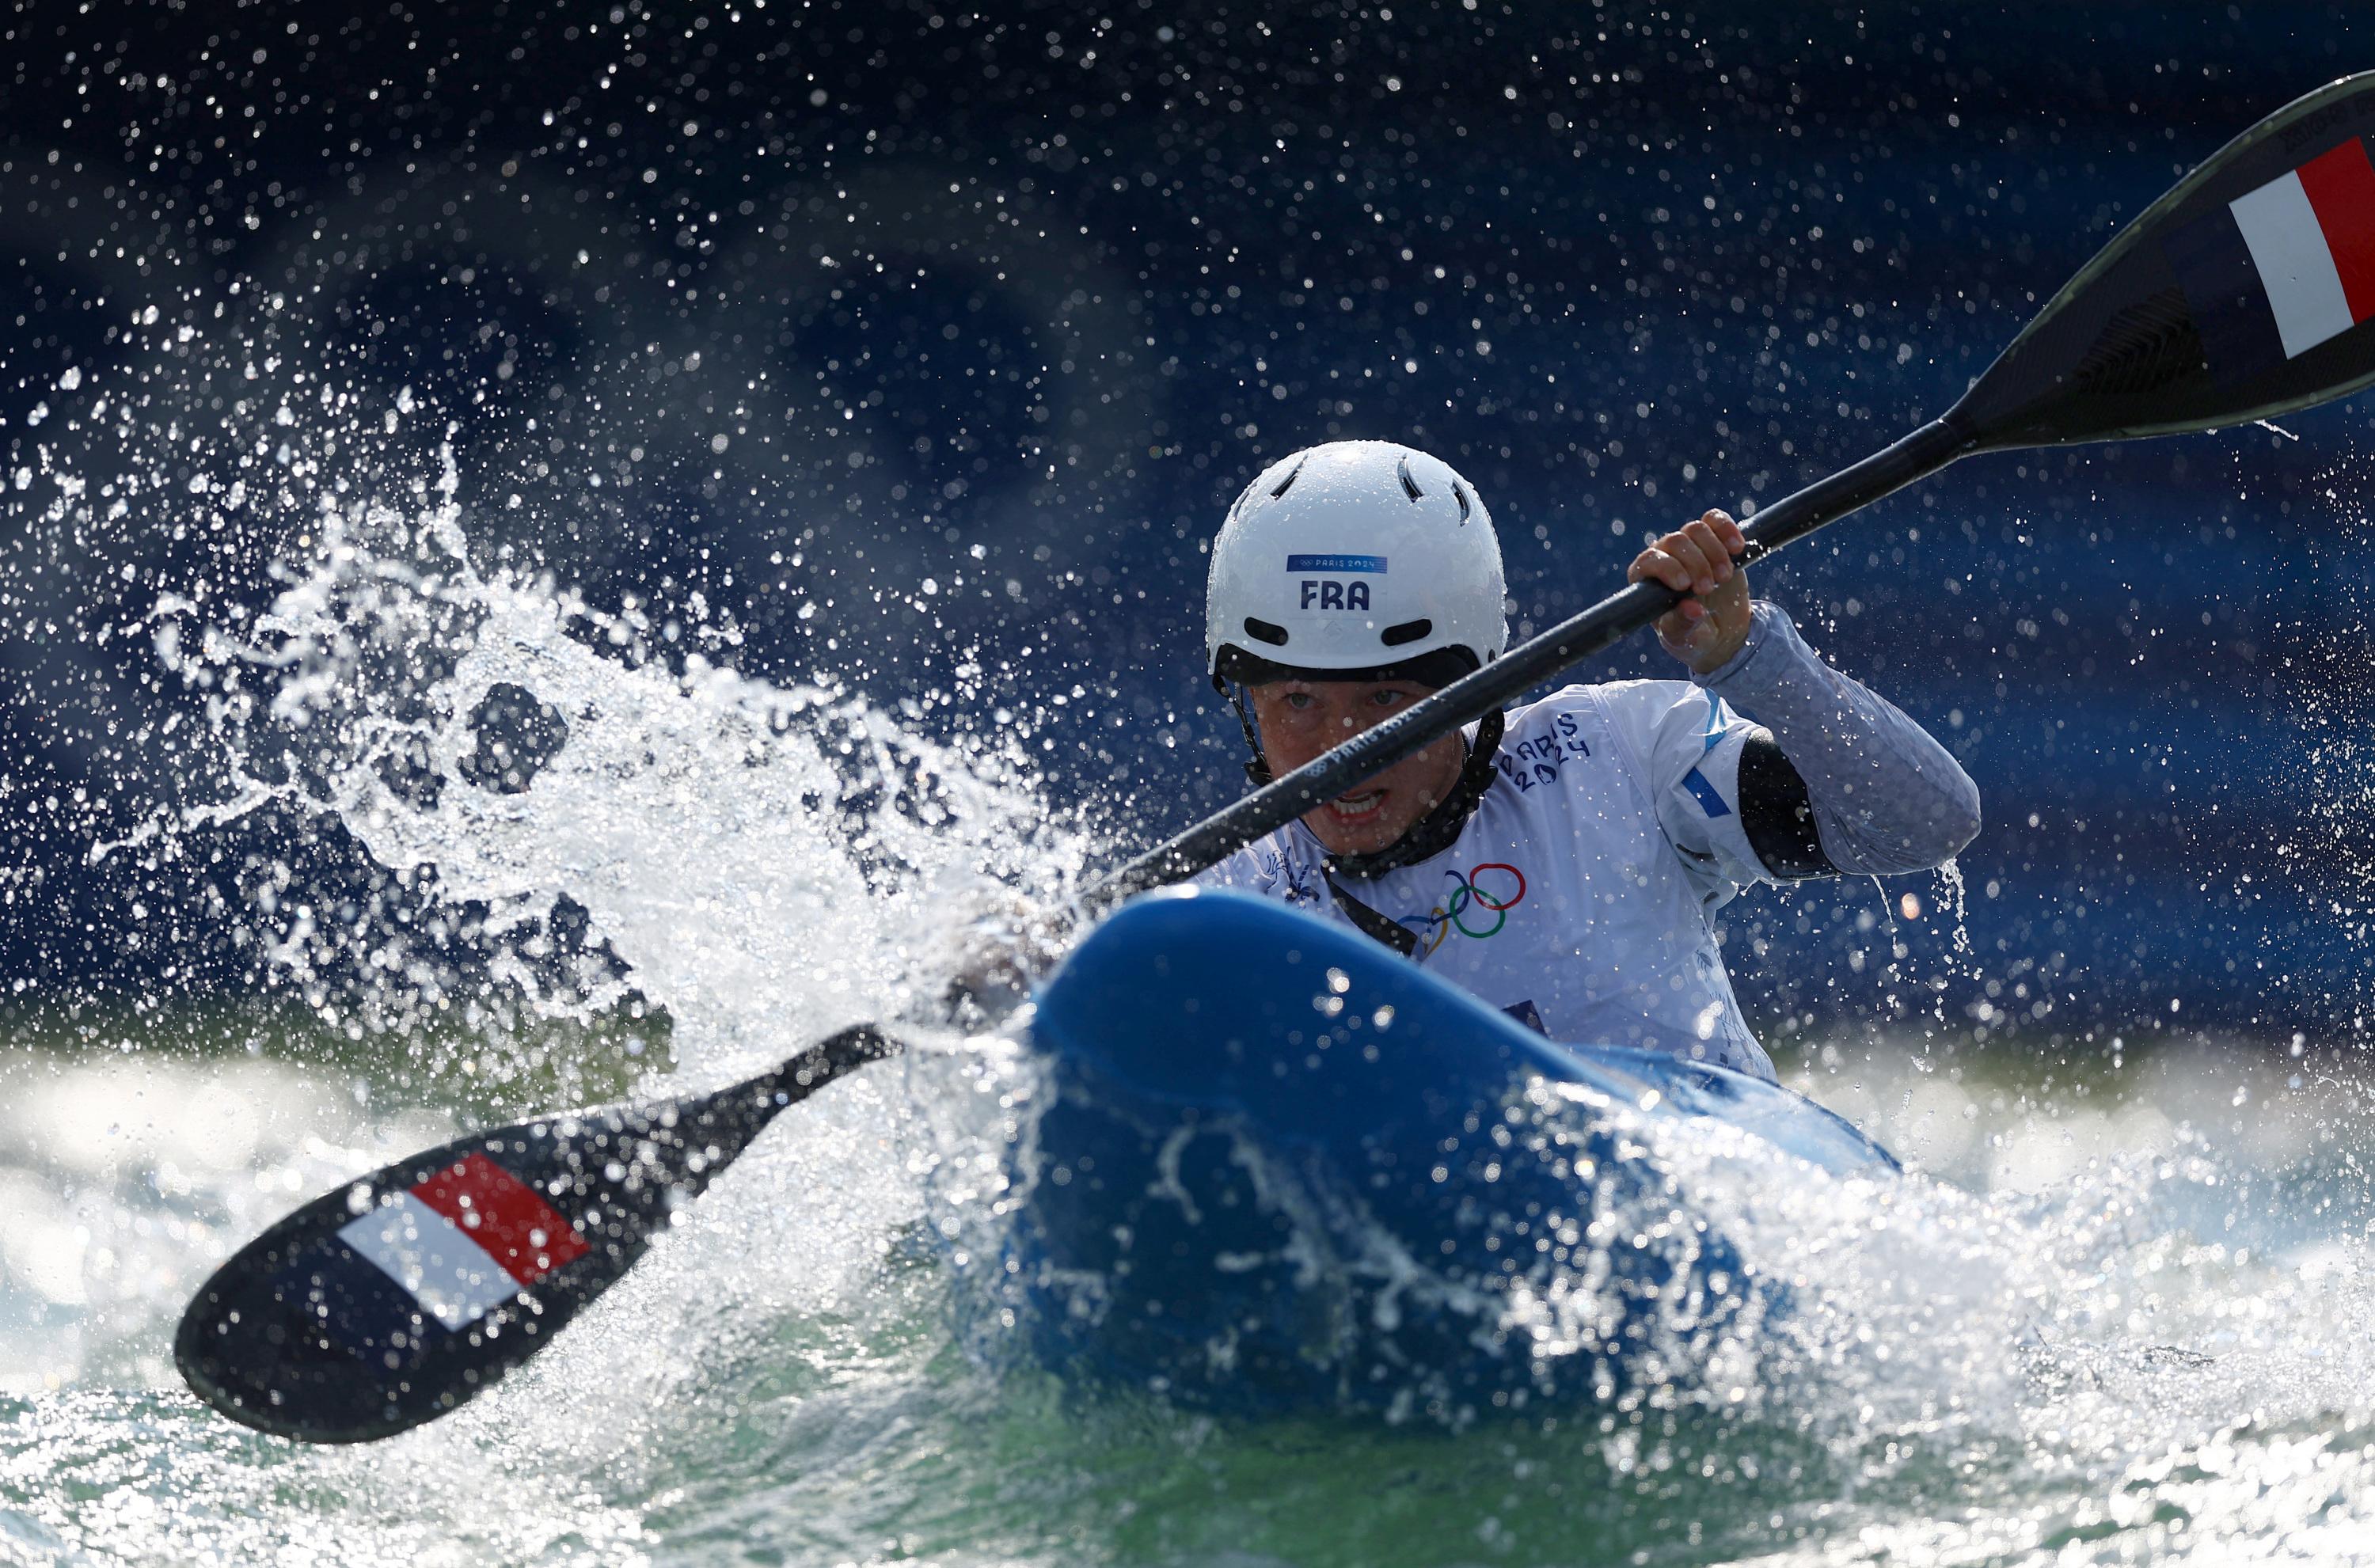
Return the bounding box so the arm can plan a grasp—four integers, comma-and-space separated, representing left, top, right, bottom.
1246, 678, 1469, 857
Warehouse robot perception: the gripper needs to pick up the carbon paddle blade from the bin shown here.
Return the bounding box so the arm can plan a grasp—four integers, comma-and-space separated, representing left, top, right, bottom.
175, 1023, 895, 1443
1956, 70, 2375, 448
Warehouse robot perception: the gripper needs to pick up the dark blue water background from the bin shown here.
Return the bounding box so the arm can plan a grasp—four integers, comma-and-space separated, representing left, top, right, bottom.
0, 2, 2368, 1041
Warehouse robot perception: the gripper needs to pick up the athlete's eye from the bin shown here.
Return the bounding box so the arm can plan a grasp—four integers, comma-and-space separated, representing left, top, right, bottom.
1281, 692, 1313, 711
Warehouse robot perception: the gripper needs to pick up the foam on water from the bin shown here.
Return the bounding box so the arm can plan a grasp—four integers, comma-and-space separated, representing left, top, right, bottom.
5, 390, 2375, 1562
6, 408, 1099, 1559
14, 1036, 2375, 1563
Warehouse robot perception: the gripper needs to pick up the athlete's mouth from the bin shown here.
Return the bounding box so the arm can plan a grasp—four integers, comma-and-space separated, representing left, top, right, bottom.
1325, 789, 1386, 822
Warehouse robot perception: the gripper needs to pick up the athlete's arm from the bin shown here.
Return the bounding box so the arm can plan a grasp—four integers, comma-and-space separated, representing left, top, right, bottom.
1629, 509, 1980, 881
1698, 604, 1981, 877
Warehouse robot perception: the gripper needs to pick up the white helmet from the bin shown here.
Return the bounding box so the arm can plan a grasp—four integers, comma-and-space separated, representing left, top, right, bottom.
1206, 440, 1507, 689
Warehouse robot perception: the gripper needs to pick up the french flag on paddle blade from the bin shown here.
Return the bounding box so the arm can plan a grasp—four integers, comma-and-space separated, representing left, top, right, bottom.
2169, 135, 2375, 382
276, 1152, 590, 1360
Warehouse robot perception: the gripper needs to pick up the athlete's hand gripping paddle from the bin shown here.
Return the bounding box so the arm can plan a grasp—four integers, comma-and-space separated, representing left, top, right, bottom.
178, 71, 2375, 1444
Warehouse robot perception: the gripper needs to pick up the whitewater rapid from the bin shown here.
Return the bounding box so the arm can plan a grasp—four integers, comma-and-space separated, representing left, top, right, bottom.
2, 432, 2370, 1564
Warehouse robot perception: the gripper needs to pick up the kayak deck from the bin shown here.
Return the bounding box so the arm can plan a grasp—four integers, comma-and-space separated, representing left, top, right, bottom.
985, 887, 1897, 1420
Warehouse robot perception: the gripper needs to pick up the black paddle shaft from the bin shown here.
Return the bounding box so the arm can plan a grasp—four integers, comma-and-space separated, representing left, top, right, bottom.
1096, 413, 1981, 902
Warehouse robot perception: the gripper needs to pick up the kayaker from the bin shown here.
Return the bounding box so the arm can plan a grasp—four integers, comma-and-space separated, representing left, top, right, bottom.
1197, 439, 1980, 1083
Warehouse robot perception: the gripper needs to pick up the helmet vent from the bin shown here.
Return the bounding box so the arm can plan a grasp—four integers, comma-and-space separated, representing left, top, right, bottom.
1268, 457, 1308, 499
1451, 481, 1472, 523
1242, 616, 1290, 647
1380, 617, 1433, 647
1396, 454, 1424, 501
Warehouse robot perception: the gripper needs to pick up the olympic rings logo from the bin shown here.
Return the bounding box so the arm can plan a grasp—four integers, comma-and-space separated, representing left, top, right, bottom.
1405, 862, 1527, 952
1442, 862, 1526, 938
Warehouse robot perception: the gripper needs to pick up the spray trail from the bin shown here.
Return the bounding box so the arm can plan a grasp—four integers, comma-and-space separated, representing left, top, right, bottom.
123, 431, 1085, 1084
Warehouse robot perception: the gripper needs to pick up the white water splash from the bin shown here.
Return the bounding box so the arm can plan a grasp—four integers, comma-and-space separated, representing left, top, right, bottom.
142, 446, 1085, 1081
13, 367, 2375, 1566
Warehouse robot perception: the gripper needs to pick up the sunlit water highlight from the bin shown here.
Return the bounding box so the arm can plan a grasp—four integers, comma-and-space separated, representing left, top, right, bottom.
5, 483, 2373, 1565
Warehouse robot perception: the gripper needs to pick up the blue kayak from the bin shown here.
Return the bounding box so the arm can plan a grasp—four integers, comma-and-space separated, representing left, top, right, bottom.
989, 887, 1898, 1420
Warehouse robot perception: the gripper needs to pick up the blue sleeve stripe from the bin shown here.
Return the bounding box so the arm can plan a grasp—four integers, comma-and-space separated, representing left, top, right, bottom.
1682, 765, 1732, 818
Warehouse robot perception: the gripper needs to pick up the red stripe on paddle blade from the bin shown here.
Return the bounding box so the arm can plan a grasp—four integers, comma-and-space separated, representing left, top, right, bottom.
2298, 138, 2375, 324
409, 1151, 590, 1285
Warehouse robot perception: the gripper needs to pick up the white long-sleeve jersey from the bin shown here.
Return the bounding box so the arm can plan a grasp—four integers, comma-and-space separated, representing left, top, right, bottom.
1197, 604, 1980, 1083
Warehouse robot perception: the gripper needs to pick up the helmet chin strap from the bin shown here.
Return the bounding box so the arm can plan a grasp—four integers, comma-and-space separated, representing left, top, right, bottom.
1325, 708, 1504, 879
1226, 683, 1275, 787
1225, 683, 1505, 877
